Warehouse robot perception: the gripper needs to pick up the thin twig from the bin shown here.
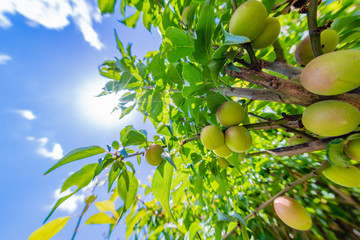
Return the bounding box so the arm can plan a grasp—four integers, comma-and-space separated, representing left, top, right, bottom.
222, 161, 331, 239
231, 0, 237, 11
272, 39, 285, 61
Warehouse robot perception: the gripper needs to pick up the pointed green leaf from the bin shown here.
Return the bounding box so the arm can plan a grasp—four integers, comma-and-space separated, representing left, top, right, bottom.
29, 217, 70, 240
188, 222, 202, 240
182, 63, 204, 83
161, 152, 177, 170
44, 146, 105, 174
98, 0, 116, 14
120, 126, 147, 147
216, 209, 234, 222
166, 27, 194, 63
118, 170, 139, 210
327, 139, 351, 167
85, 212, 117, 225
119, 10, 140, 28
222, 25, 250, 45
61, 163, 98, 193
152, 161, 175, 222
95, 200, 118, 217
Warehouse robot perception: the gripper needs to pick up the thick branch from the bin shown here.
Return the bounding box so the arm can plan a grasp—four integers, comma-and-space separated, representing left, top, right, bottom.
223, 160, 331, 239
225, 65, 360, 109
247, 131, 360, 157
307, 0, 322, 57
261, 60, 302, 78
212, 87, 283, 102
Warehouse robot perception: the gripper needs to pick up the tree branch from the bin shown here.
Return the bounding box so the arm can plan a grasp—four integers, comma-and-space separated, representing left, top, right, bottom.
261, 60, 302, 78
222, 160, 331, 239
225, 65, 360, 109
307, 0, 322, 57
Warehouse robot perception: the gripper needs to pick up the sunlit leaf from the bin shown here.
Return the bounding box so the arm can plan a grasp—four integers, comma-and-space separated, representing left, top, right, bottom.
29, 217, 70, 240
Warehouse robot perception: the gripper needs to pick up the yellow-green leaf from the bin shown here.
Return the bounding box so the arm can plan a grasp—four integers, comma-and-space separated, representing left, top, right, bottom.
85, 212, 117, 225
29, 217, 70, 240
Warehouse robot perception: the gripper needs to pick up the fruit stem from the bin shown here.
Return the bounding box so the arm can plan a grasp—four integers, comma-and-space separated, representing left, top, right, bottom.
231, 0, 237, 11
307, 0, 323, 57
222, 160, 331, 239
272, 39, 285, 61
244, 43, 260, 71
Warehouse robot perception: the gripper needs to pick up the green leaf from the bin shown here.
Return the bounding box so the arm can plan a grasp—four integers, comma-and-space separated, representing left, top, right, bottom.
213, 45, 229, 59
193, 0, 215, 64
61, 163, 98, 193
29, 217, 70, 240
119, 10, 140, 28
44, 146, 105, 174
125, 209, 147, 239
216, 209, 234, 222
95, 200, 118, 217
118, 170, 139, 210
120, 126, 147, 147
326, 139, 351, 167
262, 0, 276, 14
161, 152, 177, 170
229, 211, 246, 226
166, 27, 194, 63
152, 161, 175, 221
206, 91, 228, 113
182, 63, 204, 83
85, 212, 117, 225
222, 25, 250, 45
188, 222, 201, 240
193, 175, 205, 206
98, 0, 116, 14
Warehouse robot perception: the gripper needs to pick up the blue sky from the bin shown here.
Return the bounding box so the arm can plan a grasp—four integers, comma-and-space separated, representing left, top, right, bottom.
0, 0, 161, 239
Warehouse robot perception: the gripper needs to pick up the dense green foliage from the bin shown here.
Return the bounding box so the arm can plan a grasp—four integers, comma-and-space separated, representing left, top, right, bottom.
30, 0, 360, 239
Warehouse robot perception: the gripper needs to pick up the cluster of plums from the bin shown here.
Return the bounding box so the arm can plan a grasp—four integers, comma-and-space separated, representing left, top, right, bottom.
200, 101, 252, 156
229, 0, 281, 49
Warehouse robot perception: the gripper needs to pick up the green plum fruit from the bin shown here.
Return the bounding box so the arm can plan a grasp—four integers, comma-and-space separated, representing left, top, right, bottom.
200, 125, 224, 150
214, 144, 233, 157
218, 158, 230, 169
322, 165, 360, 187
302, 100, 360, 137
300, 49, 360, 96
295, 29, 338, 65
225, 126, 252, 152
216, 101, 245, 127
274, 196, 312, 231
288, 135, 307, 145
251, 17, 281, 49
344, 138, 360, 161
229, 0, 267, 40
145, 144, 164, 166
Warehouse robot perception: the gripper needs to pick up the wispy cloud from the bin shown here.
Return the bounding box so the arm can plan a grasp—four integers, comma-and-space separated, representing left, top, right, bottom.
27, 136, 64, 160
46, 180, 96, 213
0, 53, 11, 64
14, 109, 37, 120
0, 0, 103, 49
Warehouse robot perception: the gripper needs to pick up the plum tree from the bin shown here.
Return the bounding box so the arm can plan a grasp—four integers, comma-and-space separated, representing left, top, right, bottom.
251, 17, 281, 49
216, 101, 245, 127
300, 49, 360, 95
344, 138, 360, 161
229, 0, 267, 40
218, 158, 230, 169
295, 29, 338, 65
213, 144, 233, 157
224, 126, 252, 152
200, 125, 224, 150
31, 0, 360, 239
322, 165, 360, 187
144, 144, 164, 166
274, 196, 312, 231
302, 100, 360, 137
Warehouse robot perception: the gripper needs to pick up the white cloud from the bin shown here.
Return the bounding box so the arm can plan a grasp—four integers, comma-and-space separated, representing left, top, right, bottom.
27, 136, 64, 160
14, 109, 37, 120
0, 53, 11, 64
0, 0, 103, 49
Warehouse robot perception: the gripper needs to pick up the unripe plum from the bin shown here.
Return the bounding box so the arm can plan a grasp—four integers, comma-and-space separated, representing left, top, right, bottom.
145, 144, 164, 166
302, 100, 360, 137
225, 126, 252, 152
229, 0, 267, 41
344, 138, 360, 161
300, 49, 360, 96
322, 165, 360, 187
218, 158, 229, 169
216, 101, 245, 127
288, 135, 307, 145
274, 196, 312, 231
251, 17, 281, 49
214, 144, 233, 157
200, 125, 224, 150
295, 29, 338, 65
